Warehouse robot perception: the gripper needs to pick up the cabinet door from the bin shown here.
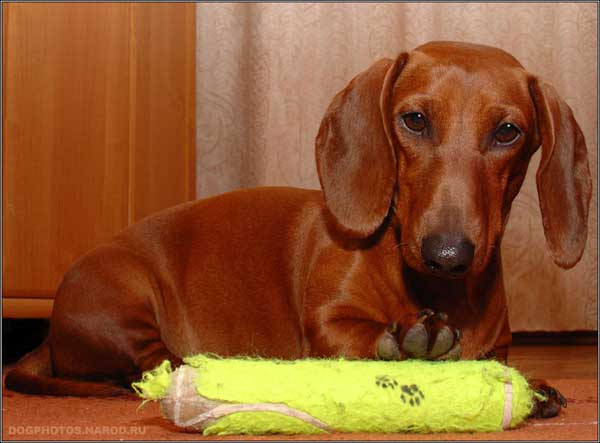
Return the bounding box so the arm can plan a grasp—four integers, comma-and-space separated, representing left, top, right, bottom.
2, 3, 196, 316
130, 4, 196, 220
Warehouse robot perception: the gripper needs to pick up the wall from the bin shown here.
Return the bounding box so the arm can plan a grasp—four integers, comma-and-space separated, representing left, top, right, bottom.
196, 2, 597, 331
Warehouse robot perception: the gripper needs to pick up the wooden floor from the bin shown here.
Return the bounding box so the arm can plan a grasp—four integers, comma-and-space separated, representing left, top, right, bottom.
508, 344, 597, 379
2, 343, 597, 441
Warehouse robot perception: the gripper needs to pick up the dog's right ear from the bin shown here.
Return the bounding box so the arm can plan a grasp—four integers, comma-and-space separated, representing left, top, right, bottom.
316, 53, 407, 238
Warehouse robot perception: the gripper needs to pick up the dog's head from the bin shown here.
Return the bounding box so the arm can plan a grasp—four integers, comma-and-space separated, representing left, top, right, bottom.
316, 41, 591, 278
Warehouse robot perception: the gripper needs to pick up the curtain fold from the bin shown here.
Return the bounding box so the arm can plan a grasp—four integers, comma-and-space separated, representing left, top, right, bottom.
196, 2, 597, 332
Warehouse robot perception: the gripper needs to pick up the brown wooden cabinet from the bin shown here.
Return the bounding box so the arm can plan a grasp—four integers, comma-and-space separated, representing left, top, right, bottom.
2, 3, 196, 317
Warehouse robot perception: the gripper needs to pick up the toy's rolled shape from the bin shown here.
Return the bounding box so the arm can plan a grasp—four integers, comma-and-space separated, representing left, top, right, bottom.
133, 355, 544, 435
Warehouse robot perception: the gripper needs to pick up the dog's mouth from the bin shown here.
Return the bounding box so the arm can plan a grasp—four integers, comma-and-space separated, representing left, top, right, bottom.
422, 259, 474, 279
422, 265, 471, 280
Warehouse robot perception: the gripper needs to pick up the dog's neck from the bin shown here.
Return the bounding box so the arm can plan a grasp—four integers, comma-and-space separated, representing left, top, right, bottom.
399, 249, 509, 359
382, 214, 507, 324
400, 252, 505, 321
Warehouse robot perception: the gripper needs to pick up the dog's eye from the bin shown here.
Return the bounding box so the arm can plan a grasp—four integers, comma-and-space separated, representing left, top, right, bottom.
494, 123, 521, 145
401, 112, 427, 133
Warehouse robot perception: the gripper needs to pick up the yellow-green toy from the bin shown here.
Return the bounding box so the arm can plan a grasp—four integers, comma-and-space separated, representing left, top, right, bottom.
133, 354, 544, 436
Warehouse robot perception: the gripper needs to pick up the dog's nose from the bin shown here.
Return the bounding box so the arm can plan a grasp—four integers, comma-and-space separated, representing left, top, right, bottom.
421, 233, 475, 276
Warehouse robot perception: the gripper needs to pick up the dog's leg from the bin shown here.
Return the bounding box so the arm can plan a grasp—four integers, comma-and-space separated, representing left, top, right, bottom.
47, 244, 181, 392
305, 301, 461, 362
305, 312, 393, 359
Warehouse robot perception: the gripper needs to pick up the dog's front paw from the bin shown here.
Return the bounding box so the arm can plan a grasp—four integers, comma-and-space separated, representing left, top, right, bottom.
375, 310, 461, 361
530, 380, 567, 418
399, 309, 461, 360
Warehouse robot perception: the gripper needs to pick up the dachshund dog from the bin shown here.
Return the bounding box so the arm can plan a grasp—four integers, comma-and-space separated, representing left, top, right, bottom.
6, 42, 589, 418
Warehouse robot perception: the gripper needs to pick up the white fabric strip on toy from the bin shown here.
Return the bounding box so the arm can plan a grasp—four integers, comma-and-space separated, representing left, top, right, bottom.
179, 402, 333, 431
170, 365, 332, 432
502, 367, 513, 430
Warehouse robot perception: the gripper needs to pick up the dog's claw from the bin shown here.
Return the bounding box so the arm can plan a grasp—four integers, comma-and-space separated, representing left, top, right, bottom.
416, 309, 435, 321
387, 321, 398, 334
558, 392, 568, 408
436, 311, 448, 322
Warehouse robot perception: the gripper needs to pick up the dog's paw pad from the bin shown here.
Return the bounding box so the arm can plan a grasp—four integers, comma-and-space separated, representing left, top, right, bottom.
376, 331, 401, 360
401, 323, 428, 359
429, 326, 454, 358
438, 342, 461, 360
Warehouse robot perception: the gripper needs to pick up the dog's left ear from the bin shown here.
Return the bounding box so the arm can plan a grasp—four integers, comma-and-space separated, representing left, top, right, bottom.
529, 79, 592, 268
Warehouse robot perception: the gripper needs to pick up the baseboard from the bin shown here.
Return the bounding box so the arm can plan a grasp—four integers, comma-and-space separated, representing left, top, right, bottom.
512, 331, 598, 345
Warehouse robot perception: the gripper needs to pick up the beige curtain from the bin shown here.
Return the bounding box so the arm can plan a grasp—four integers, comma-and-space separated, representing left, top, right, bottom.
196, 2, 597, 332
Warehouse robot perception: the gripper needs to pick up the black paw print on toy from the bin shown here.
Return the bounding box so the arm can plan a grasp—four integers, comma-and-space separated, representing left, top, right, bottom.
375, 375, 399, 389
400, 384, 424, 407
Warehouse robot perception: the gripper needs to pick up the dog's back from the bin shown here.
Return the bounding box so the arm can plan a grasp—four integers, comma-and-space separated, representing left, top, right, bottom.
110, 186, 326, 358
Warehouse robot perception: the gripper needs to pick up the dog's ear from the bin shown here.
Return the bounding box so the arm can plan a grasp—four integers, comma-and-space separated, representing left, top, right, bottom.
529, 78, 592, 268
316, 53, 407, 238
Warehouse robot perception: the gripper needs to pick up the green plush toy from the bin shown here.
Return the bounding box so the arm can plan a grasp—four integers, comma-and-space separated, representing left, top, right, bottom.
132, 354, 544, 436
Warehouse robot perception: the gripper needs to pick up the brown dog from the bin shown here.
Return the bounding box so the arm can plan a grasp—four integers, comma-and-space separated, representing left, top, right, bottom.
6, 42, 589, 418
